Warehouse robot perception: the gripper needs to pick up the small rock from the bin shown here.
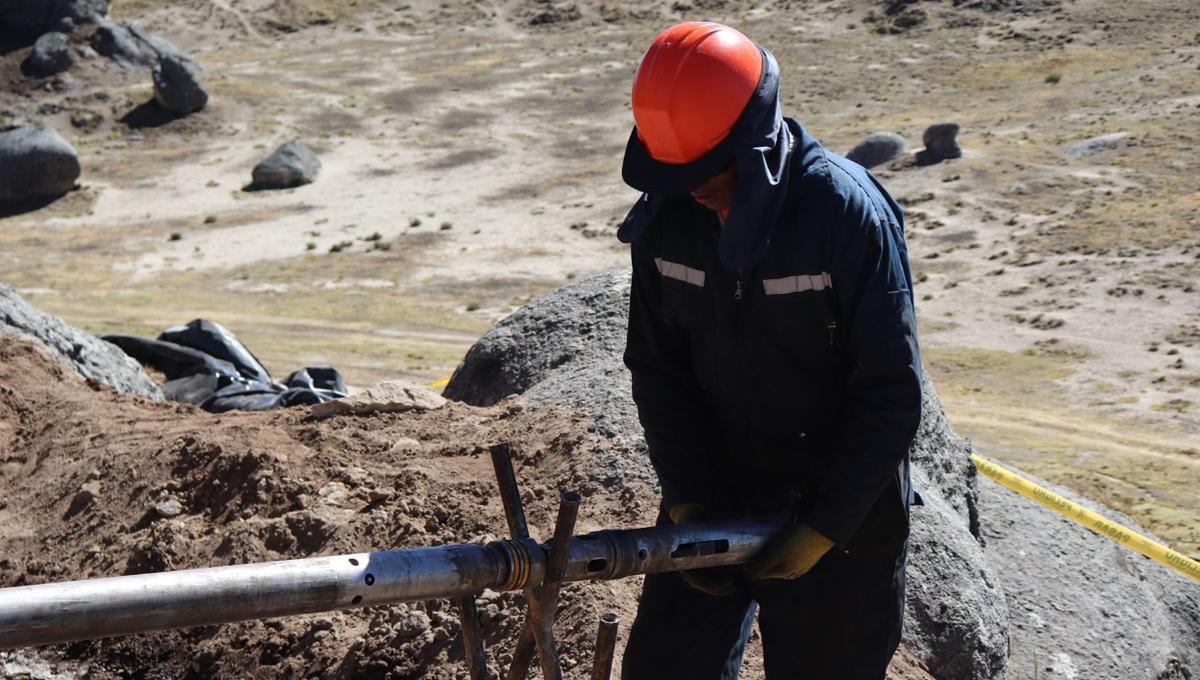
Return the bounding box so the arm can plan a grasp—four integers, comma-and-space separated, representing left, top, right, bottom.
309, 380, 445, 419
1064, 133, 1129, 157
152, 498, 184, 518
917, 122, 962, 165
845, 131, 909, 169
392, 608, 431, 639
0, 124, 80, 203
284, 510, 336, 553
23, 32, 74, 78
152, 54, 207, 115
68, 481, 101, 515
250, 140, 321, 190
367, 489, 393, 503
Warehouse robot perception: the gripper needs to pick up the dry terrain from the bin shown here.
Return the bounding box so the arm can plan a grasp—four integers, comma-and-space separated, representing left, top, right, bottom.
0, 0, 1196, 599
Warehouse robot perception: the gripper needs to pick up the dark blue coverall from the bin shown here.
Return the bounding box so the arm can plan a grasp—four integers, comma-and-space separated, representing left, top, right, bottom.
618, 119, 923, 679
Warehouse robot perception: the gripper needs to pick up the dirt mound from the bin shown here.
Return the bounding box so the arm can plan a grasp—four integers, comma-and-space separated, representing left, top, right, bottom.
0, 333, 649, 678
0, 332, 934, 678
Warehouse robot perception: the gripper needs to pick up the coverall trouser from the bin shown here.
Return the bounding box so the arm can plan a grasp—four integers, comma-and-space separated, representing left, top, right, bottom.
621, 528, 907, 679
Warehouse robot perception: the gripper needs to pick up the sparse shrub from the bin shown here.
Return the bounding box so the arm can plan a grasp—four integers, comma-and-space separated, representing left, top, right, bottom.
1045, 72, 1063, 84
204, 215, 217, 224
329, 240, 353, 253
440, 222, 453, 230
894, 9, 926, 29
372, 241, 392, 251
306, 242, 317, 251
465, 302, 480, 312
169, 232, 182, 241
409, 218, 422, 227
363, 232, 382, 241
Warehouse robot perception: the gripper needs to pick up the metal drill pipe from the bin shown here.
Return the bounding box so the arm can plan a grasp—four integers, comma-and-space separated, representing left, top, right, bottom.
457, 594, 490, 680
489, 442, 530, 541
590, 614, 620, 680
0, 518, 784, 650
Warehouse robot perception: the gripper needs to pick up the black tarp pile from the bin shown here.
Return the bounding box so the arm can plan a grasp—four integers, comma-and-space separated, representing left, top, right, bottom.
104, 319, 347, 412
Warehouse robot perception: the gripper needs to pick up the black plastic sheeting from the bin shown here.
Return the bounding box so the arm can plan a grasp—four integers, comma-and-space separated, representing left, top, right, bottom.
104, 319, 347, 413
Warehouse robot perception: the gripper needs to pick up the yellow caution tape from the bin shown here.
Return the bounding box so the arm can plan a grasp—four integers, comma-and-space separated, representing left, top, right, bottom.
971, 453, 1200, 583
427, 376, 451, 389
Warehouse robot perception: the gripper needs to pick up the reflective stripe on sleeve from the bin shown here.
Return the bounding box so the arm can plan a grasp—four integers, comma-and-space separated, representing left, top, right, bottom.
654, 258, 706, 287
761, 272, 833, 295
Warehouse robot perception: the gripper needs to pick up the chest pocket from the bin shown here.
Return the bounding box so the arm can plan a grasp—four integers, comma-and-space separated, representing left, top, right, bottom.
758, 272, 838, 347
657, 258, 709, 323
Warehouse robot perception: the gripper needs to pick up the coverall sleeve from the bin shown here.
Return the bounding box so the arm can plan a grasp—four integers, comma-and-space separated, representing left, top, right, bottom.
804, 180, 922, 547
623, 238, 717, 509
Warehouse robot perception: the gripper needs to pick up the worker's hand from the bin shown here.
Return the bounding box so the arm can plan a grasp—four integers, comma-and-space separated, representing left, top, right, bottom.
668, 502, 740, 597
747, 523, 835, 581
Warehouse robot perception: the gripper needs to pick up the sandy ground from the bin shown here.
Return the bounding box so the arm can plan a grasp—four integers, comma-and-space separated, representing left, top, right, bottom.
0, 334, 937, 678
0, 0, 1196, 595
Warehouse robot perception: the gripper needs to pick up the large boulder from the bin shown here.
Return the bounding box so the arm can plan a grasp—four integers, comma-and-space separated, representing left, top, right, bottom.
0, 0, 107, 34
22, 32, 74, 78
251, 141, 321, 190
847, 132, 910, 169
916, 123, 962, 165
152, 54, 208, 115
0, 285, 162, 400
92, 20, 195, 70
446, 269, 1011, 677
902, 383, 1009, 680
980, 475, 1200, 679
0, 125, 80, 204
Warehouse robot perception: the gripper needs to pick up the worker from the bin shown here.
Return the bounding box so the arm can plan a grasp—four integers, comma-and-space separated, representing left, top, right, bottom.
617, 21, 923, 679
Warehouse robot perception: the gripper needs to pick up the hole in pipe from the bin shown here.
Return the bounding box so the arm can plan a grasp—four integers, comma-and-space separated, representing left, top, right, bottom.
349, 558, 359, 566
670, 539, 730, 559
352, 595, 363, 605
365, 573, 375, 586
586, 558, 608, 573
637, 548, 648, 560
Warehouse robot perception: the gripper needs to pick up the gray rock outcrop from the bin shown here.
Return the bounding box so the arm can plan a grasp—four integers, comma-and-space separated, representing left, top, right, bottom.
0, 0, 107, 34
152, 54, 208, 115
980, 475, 1200, 680
917, 123, 962, 165
0, 125, 80, 204
846, 132, 910, 169
0, 285, 163, 400
445, 269, 1011, 677
251, 141, 321, 190
1064, 132, 1129, 157
23, 32, 73, 77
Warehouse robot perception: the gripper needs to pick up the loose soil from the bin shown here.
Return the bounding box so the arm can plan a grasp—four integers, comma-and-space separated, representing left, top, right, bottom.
0, 335, 932, 678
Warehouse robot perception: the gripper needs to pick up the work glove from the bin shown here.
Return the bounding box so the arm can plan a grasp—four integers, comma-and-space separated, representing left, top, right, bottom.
747, 523, 834, 581
669, 502, 740, 597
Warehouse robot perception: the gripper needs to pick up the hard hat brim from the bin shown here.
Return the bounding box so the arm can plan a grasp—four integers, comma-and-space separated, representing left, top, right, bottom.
621, 126, 739, 195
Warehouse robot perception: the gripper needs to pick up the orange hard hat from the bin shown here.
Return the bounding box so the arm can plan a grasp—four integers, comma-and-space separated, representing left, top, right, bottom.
632, 22, 764, 165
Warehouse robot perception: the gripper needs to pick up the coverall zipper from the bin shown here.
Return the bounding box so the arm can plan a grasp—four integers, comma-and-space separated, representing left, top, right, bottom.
732, 269, 752, 467
827, 321, 837, 347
